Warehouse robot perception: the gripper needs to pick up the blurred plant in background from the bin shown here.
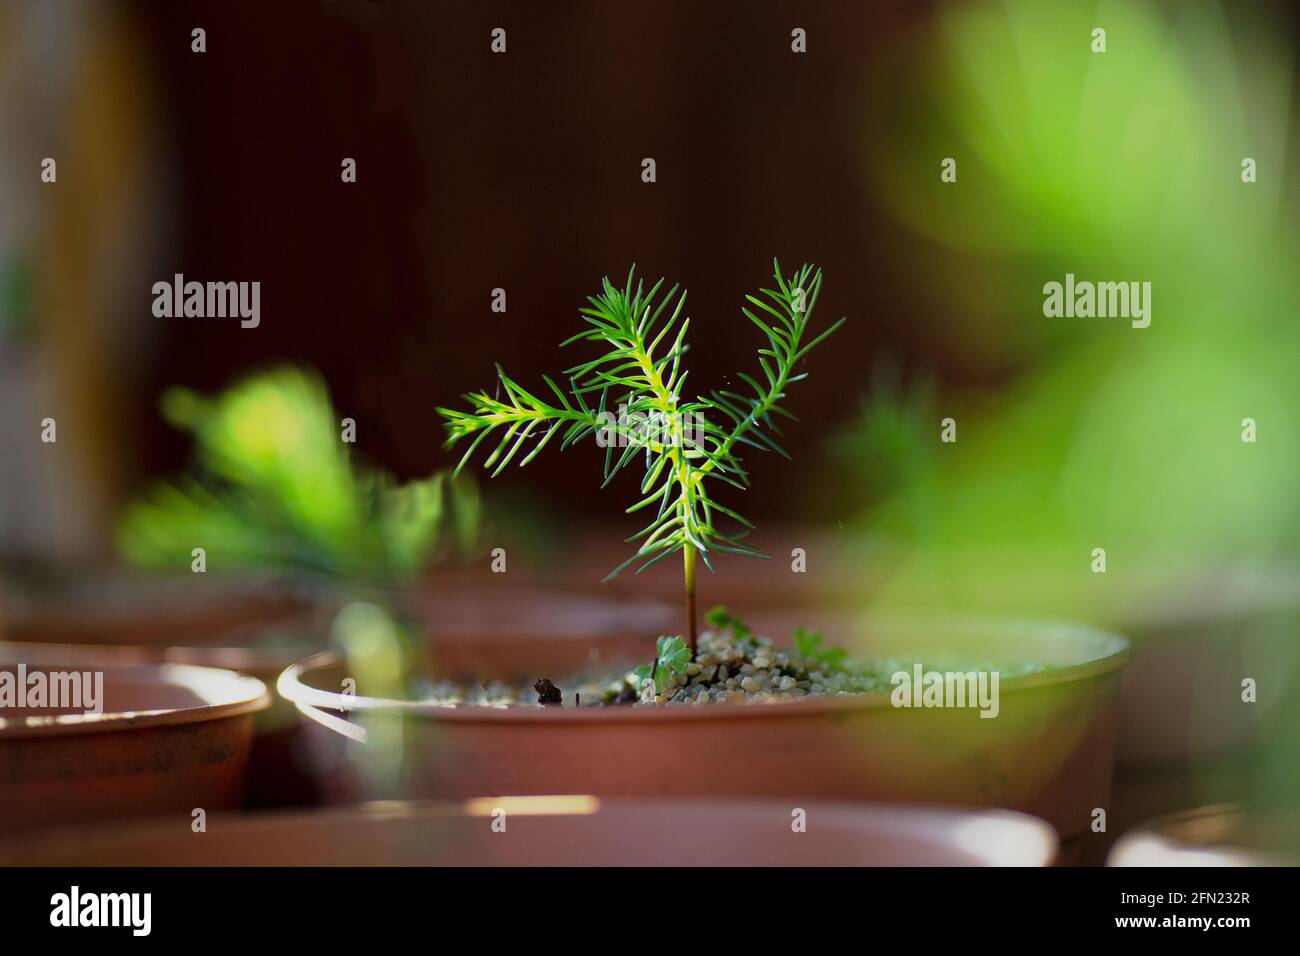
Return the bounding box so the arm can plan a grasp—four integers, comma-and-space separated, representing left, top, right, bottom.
0, 252, 34, 345
850, 0, 1300, 619
830, 363, 944, 542
118, 365, 480, 595
117, 366, 482, 699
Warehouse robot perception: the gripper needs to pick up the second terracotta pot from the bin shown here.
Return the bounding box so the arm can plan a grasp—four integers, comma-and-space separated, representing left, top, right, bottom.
0, 643, 270, 835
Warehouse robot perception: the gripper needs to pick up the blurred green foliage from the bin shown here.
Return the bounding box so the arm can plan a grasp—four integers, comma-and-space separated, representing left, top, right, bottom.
850, 0, 1300, 620
830, 365, 942, 538
0, 251, 34, 345
117, 366, 479, 588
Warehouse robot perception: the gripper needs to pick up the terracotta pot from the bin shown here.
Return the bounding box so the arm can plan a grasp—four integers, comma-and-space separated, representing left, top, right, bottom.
0, 567, 308, 658
0, 797, 1057, 866
0, 570, 677, 809
7, 591, 334, 811
279, 616, 1128, 845
1112, 569, 1300, 769
0, 643, 270, 835
1087, 570, 1300, 862
417, 585, 676, 679
1108, 803, 1299, 866
845, 557, 1300, 770
0, 567, 353, 809
0, 562, 675, 680
426, 523, 878, 612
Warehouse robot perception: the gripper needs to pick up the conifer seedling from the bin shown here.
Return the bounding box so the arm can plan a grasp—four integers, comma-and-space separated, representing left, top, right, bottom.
439, 260, 842, 656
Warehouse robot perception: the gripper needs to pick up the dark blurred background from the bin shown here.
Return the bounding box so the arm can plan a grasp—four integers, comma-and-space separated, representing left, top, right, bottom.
3, 0, 1298, 564
103, 1, 946, 535
142, 1, 959, 506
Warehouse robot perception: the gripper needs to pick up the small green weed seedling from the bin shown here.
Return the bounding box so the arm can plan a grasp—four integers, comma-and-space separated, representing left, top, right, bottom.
439, 260, 842, 658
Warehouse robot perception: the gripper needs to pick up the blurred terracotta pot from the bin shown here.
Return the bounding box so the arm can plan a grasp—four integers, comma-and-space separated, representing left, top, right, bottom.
0, 566, 361, 810
430, 523, 878, 612
0, 571, 676, 809
279, 616, 1128, 846
0, 565, 673, 680
417, 585, 676, 679
0, 643, 269, 834
256, 586, 673, 808
1096, 570, 1300, 860
1113, 569, 1300, 769
1109, 803, 1298, 866
0, 797, 1057, 866
3, 577, 332, 811
863, 558, 1300, 770
0, 567, 307, 656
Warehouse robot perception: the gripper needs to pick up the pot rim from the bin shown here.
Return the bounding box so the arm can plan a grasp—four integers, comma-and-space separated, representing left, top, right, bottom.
278, 613, 1131, 725
1107, 803, 1289, 866
0, 796, 1059, 867
0, 635, 305, 677
0, 642, 271, 739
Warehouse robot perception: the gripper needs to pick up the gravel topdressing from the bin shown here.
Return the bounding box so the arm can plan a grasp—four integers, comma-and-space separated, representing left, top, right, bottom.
414, 628, 1047, 709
